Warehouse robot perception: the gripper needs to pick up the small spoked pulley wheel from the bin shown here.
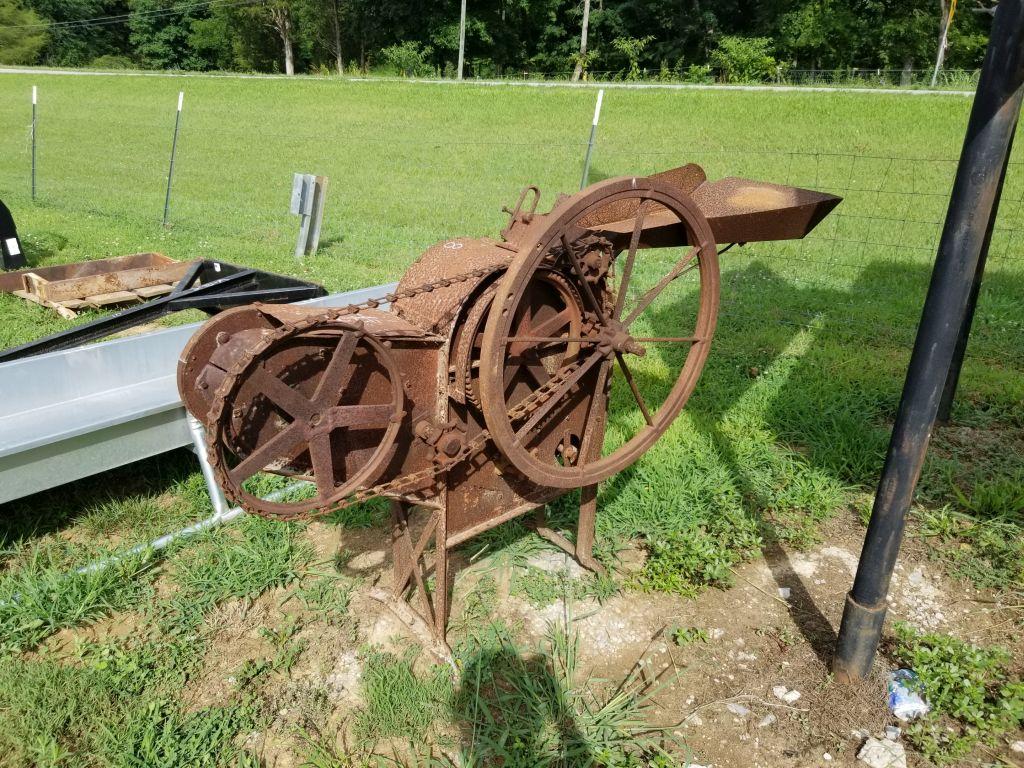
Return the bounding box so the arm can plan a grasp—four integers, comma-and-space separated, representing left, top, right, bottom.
210, 322, 404, 519
479, 176, 720, 488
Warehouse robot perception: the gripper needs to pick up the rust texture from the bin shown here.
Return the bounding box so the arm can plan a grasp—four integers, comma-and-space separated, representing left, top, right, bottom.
178, 163, 840, 643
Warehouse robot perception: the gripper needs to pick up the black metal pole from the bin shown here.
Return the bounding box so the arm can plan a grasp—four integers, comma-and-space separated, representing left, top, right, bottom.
833, 0, 1024, 683
936, 131, 1016, 423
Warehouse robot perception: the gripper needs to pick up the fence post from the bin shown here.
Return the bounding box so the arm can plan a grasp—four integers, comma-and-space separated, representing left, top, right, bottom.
580, 88, 604, 190
163, 91, 184, 227
832, 0, 1024, 683
31, 86, 37, 202
290, 173, 328, 257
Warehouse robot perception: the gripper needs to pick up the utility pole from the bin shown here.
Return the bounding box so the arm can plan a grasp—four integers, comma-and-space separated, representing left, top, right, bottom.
457, 0, 467, 80
572, 0, 592, 82
932, 0, 959, 86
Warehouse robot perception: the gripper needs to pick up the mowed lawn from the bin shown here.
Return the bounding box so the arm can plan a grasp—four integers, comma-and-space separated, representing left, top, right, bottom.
0, 73, 1022, 766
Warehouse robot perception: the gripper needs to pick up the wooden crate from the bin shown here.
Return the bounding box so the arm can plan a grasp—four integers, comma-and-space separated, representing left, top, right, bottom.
0, 253, 193, 319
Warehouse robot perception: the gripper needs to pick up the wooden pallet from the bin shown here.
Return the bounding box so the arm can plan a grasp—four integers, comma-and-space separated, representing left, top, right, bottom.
2, 253, 190, 319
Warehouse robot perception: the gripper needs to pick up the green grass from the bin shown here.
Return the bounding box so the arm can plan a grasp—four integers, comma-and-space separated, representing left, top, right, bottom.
0, 548, 156, 653
0, 72, 1022, 765
160, 514, 312, 632
354, 646, 454, 746
0, 509, 319, 765
335, 618, 680, 767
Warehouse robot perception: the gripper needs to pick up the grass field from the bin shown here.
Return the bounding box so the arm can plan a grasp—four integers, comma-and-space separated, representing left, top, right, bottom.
0, 72, 1023, 766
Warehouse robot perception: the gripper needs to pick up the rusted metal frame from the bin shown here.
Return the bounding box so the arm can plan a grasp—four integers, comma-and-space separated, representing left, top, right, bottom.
833, 0, 1024, 683
532, 357, 611, 574
177, 164, 841, 645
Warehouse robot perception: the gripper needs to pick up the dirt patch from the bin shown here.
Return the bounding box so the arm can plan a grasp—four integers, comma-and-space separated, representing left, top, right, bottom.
39, 609, 147, 658
180, 594, 280, 711
158, 508, 1021, 766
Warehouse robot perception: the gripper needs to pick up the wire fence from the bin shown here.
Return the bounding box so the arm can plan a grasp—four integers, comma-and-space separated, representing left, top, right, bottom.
1, 90, 1022, 370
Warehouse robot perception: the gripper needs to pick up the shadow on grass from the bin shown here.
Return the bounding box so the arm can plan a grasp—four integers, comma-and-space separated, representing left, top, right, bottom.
0, 448, 202, 563
448, 621, 678, 767
453, 637, 593, 766
603, 255, 1024, 663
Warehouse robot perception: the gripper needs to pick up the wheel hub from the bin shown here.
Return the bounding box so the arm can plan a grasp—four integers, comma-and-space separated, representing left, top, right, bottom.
596, 320, 645, 357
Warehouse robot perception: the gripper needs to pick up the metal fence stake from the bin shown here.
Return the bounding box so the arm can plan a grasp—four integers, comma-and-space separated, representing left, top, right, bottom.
163, 91, 184, 227
30, 86, 37, 201
832, 0, 1024, 683
580, 88, 603, 190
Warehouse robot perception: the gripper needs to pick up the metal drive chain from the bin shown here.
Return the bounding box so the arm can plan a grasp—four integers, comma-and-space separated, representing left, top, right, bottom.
203, 262, 594, 520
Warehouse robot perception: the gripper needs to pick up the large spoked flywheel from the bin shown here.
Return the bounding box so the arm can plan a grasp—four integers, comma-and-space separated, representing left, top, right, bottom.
478, 176, 720, 488
208, 320, 404, 520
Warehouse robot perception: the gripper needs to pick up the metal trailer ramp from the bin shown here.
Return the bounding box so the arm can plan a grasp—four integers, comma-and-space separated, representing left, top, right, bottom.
0, 283, 396, 506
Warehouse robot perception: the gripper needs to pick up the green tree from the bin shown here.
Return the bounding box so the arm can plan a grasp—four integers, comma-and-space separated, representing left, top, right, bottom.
0, 0, 48, 64
379, 39, 432, 75
872, 0, 936, 73
127, 0, 208, 70
25, 0, 130, 66
778, 0, 861, 69
709, 35, 778, 82
611, 34, 652, 80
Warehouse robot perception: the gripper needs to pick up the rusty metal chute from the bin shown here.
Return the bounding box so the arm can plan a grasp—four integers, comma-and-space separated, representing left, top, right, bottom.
178, 163, 840, 643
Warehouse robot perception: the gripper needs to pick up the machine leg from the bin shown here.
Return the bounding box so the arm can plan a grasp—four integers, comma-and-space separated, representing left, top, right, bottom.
389, 499, 450, 643
530, 487, 606, 576
390, 500, 412, 598
434, 540, 450, 641
575, 483, 605, 575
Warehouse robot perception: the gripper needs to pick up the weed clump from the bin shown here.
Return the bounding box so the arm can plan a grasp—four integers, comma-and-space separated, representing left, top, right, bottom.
891, 622, 1024, 765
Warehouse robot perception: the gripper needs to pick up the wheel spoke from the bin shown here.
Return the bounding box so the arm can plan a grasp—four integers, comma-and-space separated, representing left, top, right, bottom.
251, 366, 315, 420
613, 201, 649, 320
229, 422, 306, 484
308, 432, 336, 497
507, 309, 572, 354
327, 402, 395, 429
504, 356, 550, 389
561, 234, 608, 322
313, 332, 360, 406
622, 247, 699, 328
505, 336, 598, 345
514, 350, 604, 441
632, 336, 702, 343
577, 358, 613, 466
529, 308, 572, 338
615, 352, 653, 426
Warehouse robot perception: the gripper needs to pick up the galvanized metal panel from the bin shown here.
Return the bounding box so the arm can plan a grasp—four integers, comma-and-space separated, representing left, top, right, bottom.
0, 282, 396, 505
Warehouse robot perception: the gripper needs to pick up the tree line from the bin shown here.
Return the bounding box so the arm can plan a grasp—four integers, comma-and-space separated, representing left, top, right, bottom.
0, 0, 996, 82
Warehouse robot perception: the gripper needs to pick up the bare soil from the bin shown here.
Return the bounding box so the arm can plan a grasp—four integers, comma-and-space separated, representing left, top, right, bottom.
119, 508, 1024, 766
